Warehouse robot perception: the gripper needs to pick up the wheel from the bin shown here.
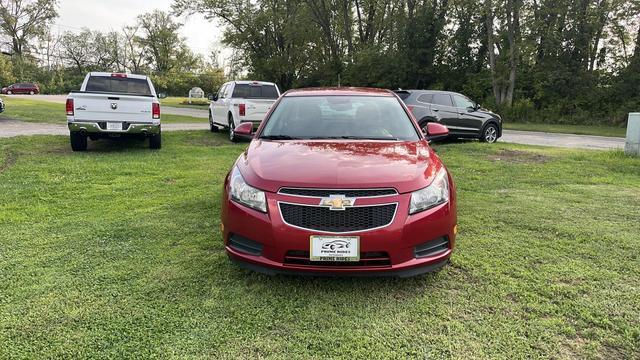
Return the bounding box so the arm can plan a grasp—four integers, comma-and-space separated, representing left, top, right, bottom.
481, 123, 499, 143
209, 111, 219, 132
228, 116, 239, 143
6, 90, 11, 95
70, 132, 87, 151
29, 91, 34, 95
149, 130, 162, 149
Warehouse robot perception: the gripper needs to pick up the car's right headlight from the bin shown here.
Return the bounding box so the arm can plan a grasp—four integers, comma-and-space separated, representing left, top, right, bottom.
409, 167, 450, 214
229, 166, 267, 213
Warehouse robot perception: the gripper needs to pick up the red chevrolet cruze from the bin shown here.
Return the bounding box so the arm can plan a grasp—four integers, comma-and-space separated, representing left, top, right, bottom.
221, 88, 457, 277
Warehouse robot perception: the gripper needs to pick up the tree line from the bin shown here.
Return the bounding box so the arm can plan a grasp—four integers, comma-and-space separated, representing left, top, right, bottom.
0, 0, 224, 97
174, 0, 640, 126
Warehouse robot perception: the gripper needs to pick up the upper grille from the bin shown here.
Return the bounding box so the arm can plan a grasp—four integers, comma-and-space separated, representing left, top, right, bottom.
279, 202, 397, 233
278, 188, 397, 198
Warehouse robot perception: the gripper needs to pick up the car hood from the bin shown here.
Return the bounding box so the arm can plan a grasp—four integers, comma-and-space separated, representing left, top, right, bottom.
236, 140, 443, 194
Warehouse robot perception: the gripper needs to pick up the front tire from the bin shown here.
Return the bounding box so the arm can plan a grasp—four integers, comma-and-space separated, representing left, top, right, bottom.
6, 90, 12, 95
70, 132, 87, 151
481, 123, 499, 143
209, 111, 219, 132
149, 130, 162, 149
228, 116, 239, 143
29, 91, 34, 95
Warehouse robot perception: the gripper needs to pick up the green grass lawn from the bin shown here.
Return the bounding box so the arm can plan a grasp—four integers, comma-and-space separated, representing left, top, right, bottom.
0, 96, 206, 124
161, 96, 210, 109
504, 122, 627, 138
0, 133, 638, 358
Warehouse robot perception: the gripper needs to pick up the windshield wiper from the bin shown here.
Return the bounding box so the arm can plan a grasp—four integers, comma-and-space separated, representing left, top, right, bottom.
260, 135, 300, 140
309, 136, 399, 141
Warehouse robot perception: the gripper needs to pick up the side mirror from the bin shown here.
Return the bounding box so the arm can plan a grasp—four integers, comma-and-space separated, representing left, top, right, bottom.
425, 122, 449, 143
210, 94, 218, 101
474, 103, 481, 110
157, 92, 167, 99
234, 122, 254, 140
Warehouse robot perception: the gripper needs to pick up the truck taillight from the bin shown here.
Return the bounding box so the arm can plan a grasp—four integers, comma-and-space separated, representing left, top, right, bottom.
238, 103, 246, 116
66, 99, 74, 116
152, 103, 160, 119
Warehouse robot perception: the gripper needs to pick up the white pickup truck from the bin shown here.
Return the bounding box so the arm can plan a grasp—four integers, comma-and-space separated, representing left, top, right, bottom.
208, 81, 280, 142
66, 72, 162, 151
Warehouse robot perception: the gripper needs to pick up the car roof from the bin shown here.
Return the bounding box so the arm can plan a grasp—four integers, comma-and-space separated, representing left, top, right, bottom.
284, 87, 395, 97
233, 80, 277, 86
89, 72, 148, 80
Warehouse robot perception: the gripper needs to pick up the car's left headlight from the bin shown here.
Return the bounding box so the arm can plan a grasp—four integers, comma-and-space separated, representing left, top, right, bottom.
229, 166, 267, 213
409, 167, 450, 214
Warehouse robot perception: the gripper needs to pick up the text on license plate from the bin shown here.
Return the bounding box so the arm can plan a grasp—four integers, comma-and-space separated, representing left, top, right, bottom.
106, 122, 123, 131
310, 236, 359, 262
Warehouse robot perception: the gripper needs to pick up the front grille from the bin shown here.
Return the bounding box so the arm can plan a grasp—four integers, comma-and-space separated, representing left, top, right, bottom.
414, 237, 449, 258
279, 203, 397, 233
279, 188, 397, 198
284, 250, 391, 267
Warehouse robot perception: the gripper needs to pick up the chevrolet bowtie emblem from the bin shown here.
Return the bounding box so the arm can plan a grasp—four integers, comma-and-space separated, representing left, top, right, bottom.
319, 194, 356, 211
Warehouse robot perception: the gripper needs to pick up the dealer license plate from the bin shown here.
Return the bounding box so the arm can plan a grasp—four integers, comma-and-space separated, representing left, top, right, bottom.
310, 236, 359, 262
106, 122, 123, 131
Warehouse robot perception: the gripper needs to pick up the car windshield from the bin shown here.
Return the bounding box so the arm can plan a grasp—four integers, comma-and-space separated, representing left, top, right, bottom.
260, 96, 420, 141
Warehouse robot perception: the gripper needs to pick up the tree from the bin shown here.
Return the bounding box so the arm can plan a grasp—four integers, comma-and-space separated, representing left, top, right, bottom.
59, 29, 93, 73
136, 10, 198, 73
0, 0, 58, 56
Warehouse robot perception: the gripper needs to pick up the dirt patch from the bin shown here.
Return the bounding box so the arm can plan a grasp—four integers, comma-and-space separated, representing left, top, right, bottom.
487, 149, 551, 164
0, 151, 17, 173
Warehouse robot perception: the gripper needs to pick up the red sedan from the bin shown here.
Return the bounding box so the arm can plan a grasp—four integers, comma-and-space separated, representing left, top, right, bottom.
221, 87, 457, 277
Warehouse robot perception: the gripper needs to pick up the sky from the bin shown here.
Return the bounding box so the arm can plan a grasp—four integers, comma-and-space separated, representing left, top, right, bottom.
56, 0, 222, 59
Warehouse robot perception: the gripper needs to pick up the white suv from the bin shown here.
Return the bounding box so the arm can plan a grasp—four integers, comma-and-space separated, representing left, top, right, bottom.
209, 81, 280, 142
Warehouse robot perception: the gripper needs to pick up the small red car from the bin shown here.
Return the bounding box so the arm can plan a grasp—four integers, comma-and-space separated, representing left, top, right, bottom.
2, 82, 40, 95
221, 87, 457, 277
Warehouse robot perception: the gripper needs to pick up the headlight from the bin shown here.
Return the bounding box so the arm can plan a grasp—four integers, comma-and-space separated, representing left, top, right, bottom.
229, 167, 267, 212
409, 167, 450, 214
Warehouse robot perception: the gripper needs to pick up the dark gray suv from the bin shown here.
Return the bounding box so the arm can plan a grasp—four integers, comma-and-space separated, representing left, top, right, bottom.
396, 90, 502, 143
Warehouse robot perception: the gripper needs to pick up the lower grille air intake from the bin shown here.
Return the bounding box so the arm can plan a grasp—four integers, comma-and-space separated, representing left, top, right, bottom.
228, 234, 263, 256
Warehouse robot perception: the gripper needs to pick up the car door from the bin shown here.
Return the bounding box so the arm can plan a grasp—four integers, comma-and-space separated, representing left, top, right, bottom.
213, 83, 228, 124
452, 94, 485, 134
430, 93, 459, 129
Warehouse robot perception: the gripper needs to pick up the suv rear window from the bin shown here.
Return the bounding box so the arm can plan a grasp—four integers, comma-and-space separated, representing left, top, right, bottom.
232, 84, 278, 99
394, 90, 411, 100
85, 76, 152, 96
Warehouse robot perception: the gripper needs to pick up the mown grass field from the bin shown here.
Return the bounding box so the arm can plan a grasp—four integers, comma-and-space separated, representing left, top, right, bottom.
0, 132, 638, 359
503, 122, 627, 138
0, 97, 206, 124
161, 96, 210, 109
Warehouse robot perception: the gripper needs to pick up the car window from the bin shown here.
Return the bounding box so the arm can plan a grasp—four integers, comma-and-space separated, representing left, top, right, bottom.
417, 94, 433, 104
453, 94, 474, 109
232, 84, 279, 99
261, 96, 420, 141
432, 94, 453, 107
85, 76, 152, 96
218, 84, 227, 99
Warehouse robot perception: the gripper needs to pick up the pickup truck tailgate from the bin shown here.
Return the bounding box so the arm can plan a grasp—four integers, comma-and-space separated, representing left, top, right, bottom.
72, 93, 155, 123
241, 99, 275, 121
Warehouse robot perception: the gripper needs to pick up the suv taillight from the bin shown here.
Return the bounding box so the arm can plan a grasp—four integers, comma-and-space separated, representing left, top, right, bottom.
66, 99, 74, 116
152, 103, 160, 119
238, 103, 246, 116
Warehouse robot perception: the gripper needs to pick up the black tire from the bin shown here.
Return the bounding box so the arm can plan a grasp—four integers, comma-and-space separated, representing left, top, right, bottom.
209, 111, 219, 132
228, 116, 239, 143
70, 132, 87, 151
480, 123, 499, 143
149, 130, 162, 149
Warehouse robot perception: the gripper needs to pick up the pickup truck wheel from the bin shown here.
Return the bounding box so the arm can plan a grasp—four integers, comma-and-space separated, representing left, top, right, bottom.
480, 124, 499, 143
149, 131, 162, 149
228, 117, 239, 143
70, 132, 87, 151
209, 112, 219, 132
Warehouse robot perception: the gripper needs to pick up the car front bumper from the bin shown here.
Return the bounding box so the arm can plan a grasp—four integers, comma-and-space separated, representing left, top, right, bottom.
68, 122, 160, 135
221, 181, 457, 277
